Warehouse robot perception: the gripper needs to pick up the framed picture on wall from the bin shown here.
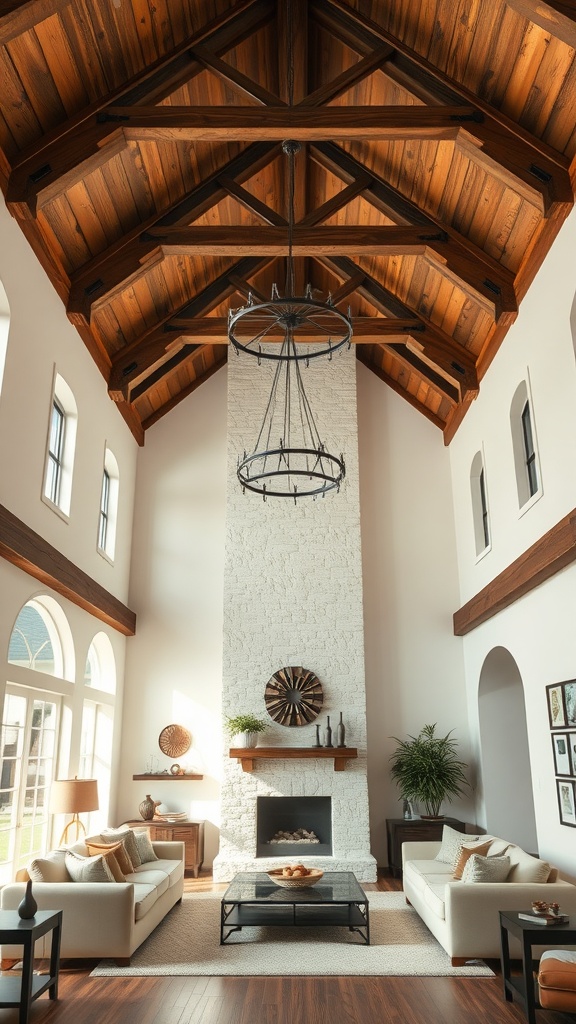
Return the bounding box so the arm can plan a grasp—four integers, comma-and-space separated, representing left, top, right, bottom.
547, 683, 567, 728
564, 681, 576, 727
552, 733, 572, 776
557, 779, 576, 827
569, 733, 576, 777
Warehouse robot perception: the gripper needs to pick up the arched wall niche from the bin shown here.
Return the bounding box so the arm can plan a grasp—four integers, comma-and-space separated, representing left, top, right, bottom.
0, 277, 10, 399
478, 646, 537, 852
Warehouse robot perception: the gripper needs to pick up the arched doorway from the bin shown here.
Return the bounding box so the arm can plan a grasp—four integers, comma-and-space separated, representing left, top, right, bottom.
478, 647, 537, 852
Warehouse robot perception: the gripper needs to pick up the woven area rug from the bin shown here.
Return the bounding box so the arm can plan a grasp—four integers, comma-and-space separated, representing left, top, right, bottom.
90, 891, 493, 978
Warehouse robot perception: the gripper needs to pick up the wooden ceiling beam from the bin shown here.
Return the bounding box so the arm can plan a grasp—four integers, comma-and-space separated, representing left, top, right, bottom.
6, 0, 274, 214
218, 176, 287, 226
385, 345, 460, 405
107, 257, 270, 399
299, 44, 396, 108
277, 0, 309, 294
504, 0, 576, 49
188, 44, 285, 106
125, 316, 435, 344
320, 254, 478, 396
67, 141, 279, 319
313, 0, 572, 212
356, 350, 446, 430
0, 0, 71, 45
310, 141, 518, 319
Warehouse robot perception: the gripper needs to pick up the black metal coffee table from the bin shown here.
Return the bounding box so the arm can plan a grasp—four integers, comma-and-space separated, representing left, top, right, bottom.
220, 871, 370, 944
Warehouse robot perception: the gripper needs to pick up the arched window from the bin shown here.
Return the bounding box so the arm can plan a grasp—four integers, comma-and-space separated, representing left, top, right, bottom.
470, 450, 490, 557
510, 379, 541, 510
0, 278, 10, 398
84, 632, 116, 694
8, 600, 63, 678
43, 372, 78, 518
81, 633, 116, 832
97, 448, 120, 561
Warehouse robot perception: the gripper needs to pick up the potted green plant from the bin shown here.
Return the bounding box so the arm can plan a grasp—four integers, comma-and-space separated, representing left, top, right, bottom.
389, 723, 469, 819
225, 713, 267, 748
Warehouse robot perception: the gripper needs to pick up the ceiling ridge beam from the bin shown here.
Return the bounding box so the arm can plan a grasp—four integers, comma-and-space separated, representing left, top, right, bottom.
67, 141, 280, 321
312, 0, 572, 211
319, 254, 478, 396
6, 0, 274, 214
311, 140, 518, 318
107, 256, 271, 400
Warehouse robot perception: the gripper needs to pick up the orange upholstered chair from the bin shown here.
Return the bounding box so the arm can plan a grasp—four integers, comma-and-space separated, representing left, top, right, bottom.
538, 950, 576, 1012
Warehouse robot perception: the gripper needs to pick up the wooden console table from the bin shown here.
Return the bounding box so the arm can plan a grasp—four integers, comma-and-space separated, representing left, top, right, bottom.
121, 820, 205, 877
386, 817, 467, 878
229, 746, 358, 773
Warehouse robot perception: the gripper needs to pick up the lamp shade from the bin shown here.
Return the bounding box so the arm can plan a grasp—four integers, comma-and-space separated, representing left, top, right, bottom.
50, 778, 99, 814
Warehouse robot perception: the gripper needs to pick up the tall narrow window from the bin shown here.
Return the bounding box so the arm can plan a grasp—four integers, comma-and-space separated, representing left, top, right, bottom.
98, 469, 110, 551
470, 451, 491, 557
45, 399, 65, 505
521, 401, 538, 498
510, 379, 541, 510
43, 372, 78, 517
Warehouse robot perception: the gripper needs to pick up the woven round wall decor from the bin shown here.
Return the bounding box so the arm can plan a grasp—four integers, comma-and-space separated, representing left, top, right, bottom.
265, 666, 323, 727
158, 724, 191, 758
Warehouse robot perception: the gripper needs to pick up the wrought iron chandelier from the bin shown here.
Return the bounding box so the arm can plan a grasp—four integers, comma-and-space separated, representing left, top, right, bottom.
232, 137, 350, 500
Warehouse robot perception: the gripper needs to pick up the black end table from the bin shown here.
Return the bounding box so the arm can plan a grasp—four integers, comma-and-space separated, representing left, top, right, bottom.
0, 909, 62, 1024
499, 910, 576, 1024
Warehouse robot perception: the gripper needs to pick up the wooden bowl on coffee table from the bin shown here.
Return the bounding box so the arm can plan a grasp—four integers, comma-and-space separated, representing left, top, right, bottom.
267, 868, 324, 888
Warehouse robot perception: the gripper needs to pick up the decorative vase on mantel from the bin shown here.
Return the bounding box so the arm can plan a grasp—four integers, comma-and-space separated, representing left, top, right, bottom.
17, 878, 37, 920
139, 793, 156, 820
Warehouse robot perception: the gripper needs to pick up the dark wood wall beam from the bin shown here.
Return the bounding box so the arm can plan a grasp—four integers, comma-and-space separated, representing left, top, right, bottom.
356, 349, 445, 430
313, 0, 571, 210
0, 504, 136, 636
504, 0, 576, 48
320, 254, 478, 395
310, 142, 517, 317
6, 0, 274, 214
67, 142, 279, 319
454, 508, 576, 635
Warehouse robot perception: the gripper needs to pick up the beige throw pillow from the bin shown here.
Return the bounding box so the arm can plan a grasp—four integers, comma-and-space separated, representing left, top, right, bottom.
86, 841, 126, 881
133, 829, 159, 864
101, 827, 142, 867
435, 824, 483, 867
65, 850, 116, 883
461, 853, 511, 883
28, 849, 70, 882
452, 839, 493, 880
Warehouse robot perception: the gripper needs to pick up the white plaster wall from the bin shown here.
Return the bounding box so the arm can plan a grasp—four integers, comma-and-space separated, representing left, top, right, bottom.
0, 196, 137, 602
449, 209, 576, 880
118, 370, 228, 866
357, 364, 473, 865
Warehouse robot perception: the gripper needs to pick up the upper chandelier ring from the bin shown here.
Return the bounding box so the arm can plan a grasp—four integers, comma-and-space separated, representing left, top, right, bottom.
228, 296, 352, 362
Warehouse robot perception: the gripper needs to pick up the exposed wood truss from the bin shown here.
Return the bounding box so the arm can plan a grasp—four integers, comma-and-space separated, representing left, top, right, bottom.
0, 0, 574, 442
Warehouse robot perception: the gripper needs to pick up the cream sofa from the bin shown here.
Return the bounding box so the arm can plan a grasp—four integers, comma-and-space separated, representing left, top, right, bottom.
0, 832, 185, 964
402, 832, 576, 965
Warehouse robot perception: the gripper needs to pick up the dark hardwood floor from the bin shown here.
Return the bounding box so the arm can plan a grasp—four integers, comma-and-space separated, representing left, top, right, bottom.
6, 871, 571, 1024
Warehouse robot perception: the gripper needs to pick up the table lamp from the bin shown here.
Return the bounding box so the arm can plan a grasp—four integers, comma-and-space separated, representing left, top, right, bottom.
50, 777, 99, 845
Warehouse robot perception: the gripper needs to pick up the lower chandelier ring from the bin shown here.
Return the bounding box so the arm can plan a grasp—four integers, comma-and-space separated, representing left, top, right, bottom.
237, 447, 345, 500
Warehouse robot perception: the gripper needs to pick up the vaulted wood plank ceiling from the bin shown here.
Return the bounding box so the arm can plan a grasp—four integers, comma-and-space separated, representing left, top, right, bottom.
0, 0, 574, 445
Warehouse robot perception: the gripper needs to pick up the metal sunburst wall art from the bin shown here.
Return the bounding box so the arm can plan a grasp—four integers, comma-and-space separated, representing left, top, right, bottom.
265, 666, 323, 727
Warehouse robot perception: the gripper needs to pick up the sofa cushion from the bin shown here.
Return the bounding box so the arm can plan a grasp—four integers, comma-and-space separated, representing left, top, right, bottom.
132, 882, 160, 921
435, 825, 484, 867
65, 849, 116, 882
506, 844, 551, 882
101, 827, 142, 867
461, 853, 511, 883
126, 867, 169, 896
133, 829, 159, 864
404, 859, 452, 894
87, 841, 126, 881
453, 840, 493, 880
28, 849, 70, 882
151, 857, 185, 886
423, 883, 447, 919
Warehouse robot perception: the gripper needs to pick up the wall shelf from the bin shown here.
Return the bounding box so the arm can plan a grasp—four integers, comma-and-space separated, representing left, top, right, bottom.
229, 746, 358, 773
132, 773, 204, 780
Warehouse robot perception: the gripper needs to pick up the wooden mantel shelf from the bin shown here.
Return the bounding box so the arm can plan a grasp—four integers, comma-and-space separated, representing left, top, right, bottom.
229, 746, 358, 773
132, 773, 204, 780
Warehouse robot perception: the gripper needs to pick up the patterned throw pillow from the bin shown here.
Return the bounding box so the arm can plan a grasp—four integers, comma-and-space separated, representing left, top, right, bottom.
28, 849, 70, 882
461, 853, 511, 883
133, 829, 159, 864
65, 850, 116, 883
101, 827, 142, 867
435, 825, 483, 867
452, 840, 493, 880
86, 841, 126, 881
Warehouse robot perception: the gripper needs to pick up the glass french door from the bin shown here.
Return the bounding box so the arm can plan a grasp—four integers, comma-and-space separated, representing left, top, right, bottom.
0, 687, 59, 883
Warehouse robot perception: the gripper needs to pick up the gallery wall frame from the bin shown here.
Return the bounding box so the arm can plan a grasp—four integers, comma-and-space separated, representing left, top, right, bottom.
557, 777, 576, 827
548, 681, 576, 826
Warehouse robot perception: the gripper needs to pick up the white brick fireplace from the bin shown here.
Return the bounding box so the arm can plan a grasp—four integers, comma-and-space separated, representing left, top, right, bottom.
213, 344, 377, 882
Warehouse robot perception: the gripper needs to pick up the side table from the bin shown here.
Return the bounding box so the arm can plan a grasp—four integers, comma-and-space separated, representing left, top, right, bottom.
385, 817, 467, 878
121, 819, 205, 877
499, 910, 576, 1024
0, 909, 62, 1024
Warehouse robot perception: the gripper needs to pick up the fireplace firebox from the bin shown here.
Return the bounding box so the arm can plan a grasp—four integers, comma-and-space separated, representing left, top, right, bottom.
256, 796, 332, 857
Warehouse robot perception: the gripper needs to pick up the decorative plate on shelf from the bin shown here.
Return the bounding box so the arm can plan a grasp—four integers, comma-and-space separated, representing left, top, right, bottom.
158, 724, 192, 758
265, 666, 323, 726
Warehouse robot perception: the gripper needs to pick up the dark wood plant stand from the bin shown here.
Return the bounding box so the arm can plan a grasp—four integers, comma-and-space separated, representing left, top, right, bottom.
386, 817, 467, 878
